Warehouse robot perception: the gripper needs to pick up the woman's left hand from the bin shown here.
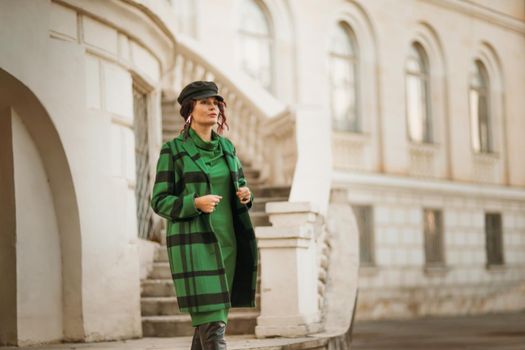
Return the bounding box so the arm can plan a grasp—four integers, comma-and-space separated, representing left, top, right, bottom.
236, 186, 251, 204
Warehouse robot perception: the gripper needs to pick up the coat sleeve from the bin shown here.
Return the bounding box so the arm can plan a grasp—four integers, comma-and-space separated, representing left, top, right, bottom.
150, 143, 201, 222
233, 145, 254, 210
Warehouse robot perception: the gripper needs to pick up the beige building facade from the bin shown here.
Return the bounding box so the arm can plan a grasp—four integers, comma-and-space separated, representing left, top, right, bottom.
0, 0, 523, 347
176, 0, 525, 320
324, 0, 525, 320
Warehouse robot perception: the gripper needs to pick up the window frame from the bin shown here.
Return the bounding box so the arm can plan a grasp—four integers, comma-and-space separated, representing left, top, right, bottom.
352, 204, 375, 267
485, 212, 504, 267
329, 21, 360, 133
469, 59, 493, 154
405, 42, 433, 144
422, 208, 445, 267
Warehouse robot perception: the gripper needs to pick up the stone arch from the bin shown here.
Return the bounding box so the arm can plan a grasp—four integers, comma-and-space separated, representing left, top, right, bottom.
325, 2, 379, 136
0, 68, 84, 345
323, 1, 382, 171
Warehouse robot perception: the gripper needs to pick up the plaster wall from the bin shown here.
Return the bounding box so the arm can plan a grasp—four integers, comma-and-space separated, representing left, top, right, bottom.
12, 111, 63, 345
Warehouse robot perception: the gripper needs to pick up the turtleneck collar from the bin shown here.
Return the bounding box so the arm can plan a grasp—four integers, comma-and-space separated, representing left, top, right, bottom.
188, 127, 219, 151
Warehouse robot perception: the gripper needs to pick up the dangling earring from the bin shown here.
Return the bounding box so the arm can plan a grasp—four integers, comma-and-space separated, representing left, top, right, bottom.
183, 115, 192, 139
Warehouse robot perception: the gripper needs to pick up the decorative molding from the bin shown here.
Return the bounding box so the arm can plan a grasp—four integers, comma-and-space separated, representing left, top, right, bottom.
408, 141, 441, 178
54, 0, 175, 72
472, 150, 500, 183
421, 0, 525, 35
332, 171, 525, 201
332, 131, 371, 171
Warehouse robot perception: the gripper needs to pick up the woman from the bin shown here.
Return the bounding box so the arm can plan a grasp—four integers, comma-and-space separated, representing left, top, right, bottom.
150, 81, 258, 350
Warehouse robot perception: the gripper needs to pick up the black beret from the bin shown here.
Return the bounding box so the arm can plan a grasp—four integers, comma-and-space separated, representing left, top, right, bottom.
177, 81, 224, 105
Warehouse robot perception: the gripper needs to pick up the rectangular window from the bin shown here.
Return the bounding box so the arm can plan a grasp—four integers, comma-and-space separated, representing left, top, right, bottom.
133, 86, 154, 240
485, 213, 504, 266
423, 208, 444, 266
352, 205, 375, 266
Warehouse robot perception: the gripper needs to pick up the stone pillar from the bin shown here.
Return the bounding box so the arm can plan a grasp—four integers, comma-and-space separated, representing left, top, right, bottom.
255, 201, 324, 338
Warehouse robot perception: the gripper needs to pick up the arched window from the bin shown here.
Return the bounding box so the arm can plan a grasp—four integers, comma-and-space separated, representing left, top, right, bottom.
469, 59, 492, 153
405, 42, 432, 143
329, 22, 359, 132
237, 0, 273, 92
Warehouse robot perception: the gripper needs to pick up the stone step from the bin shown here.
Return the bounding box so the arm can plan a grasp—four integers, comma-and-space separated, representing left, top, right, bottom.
150, 262, 171, 279
141, 279, 175, 297
142, 311, 260, 336
142, 297, 180, 316
243, 168, 261, 179
252, 196, 289, 212
142, 314, 193, 337
157, 247, 169, 262
141, 296, 261, 316
252, 185, 291, 198
248, 180, 266, 188
248, 212, 271, 227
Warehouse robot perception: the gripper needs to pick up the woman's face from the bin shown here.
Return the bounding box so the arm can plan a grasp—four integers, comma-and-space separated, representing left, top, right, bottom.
191, 97, 220, 127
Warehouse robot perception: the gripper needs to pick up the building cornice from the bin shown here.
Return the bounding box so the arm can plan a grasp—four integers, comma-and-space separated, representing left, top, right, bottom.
332, 170, 525, 202
422, 0, 525, 35
54, 0, 178, 73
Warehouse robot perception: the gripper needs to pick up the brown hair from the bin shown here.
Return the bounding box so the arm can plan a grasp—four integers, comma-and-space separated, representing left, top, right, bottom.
179, 98, 230, 139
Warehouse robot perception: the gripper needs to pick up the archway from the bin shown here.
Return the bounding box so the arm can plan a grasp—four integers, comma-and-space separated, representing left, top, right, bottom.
0, 68, 84, 345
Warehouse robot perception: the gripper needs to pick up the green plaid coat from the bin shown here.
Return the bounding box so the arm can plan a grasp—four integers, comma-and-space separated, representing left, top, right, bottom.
150, 129, 258, 313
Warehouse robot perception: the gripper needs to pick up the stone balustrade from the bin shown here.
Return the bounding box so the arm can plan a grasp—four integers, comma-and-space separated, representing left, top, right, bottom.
162, 36, 297, 186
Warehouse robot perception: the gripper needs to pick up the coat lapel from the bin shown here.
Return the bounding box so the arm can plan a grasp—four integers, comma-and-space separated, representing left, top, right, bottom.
179, 133, 210, 175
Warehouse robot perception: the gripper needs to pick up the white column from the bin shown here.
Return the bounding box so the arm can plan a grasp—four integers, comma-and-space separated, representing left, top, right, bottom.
255, 201, 324, 338
286, 1, 332, 218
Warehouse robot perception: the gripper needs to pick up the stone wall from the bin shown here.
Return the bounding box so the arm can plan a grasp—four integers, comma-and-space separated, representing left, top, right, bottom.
331, 175, 525, 320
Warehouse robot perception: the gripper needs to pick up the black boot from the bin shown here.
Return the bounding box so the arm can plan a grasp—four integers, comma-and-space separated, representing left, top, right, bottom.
197, 321, 227, 350
191, 326, 202, 350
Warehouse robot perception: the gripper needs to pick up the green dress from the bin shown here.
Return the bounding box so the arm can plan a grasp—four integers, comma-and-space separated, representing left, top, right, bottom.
187, 127, 237, 327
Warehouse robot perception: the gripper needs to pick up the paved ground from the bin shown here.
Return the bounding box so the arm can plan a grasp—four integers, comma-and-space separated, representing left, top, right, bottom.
351, 311, 525, 350
0, 333, 329, 350
3, 311, 524, 349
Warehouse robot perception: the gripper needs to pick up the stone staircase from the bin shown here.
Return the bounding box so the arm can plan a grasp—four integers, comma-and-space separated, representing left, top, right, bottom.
142, 160, 291, 336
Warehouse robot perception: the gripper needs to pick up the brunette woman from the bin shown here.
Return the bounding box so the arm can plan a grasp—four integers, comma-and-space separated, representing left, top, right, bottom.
150, 81, 258, 350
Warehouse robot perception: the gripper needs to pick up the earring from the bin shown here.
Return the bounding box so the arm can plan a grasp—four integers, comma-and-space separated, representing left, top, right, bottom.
186, 115, 192, 124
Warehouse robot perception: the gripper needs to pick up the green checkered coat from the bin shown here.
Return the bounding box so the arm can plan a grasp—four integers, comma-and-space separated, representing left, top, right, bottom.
150, 129, 258, 313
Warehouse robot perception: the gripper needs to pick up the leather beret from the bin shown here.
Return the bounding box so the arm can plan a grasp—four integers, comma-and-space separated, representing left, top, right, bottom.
177, 81, 224, 105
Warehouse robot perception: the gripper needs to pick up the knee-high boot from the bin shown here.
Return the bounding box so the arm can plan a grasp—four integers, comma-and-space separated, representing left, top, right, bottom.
197, 321, 227, 350
191, 326, 203, 350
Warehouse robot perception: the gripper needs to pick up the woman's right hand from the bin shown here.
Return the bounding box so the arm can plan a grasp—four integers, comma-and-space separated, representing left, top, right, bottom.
194, 194, 223, 213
